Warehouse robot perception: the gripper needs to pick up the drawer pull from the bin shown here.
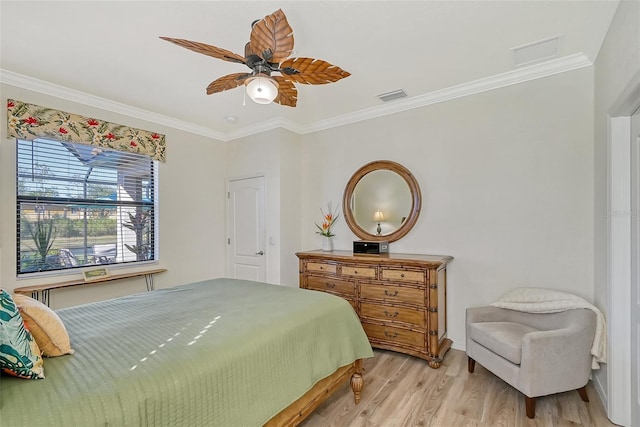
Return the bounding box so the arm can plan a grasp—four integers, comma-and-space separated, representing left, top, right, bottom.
384, 331, 399, 339
354, 270, 358, 274
325, 282, 336, 289
319, 266, 324, 270
400, 273, 405, 278
384, 290, 399, 297
384, 310, 399, 318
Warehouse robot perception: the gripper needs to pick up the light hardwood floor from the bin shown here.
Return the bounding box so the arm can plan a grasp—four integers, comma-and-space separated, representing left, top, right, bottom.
300, 349, 617, 427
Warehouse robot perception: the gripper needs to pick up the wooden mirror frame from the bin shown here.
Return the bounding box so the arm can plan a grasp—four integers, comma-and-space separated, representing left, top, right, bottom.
342, 160, 421, 243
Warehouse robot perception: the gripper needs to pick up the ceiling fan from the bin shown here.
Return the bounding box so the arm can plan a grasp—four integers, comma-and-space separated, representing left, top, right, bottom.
160, 9, 350, 107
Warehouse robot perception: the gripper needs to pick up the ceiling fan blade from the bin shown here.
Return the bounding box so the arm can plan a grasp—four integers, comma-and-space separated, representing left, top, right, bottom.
206, 73, 251, 95
273, 76, 297, 107
249, 9, 294, 64
160, 36, 246, 64
279, 57, 350, 85
244, 42, 257, 58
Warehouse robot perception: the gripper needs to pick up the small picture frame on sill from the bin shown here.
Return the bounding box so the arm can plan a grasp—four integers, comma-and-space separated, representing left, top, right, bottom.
83, 267, 110, 282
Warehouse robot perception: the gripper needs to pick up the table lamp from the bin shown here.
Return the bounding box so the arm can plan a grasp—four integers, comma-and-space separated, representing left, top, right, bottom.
372, 210, 385, 235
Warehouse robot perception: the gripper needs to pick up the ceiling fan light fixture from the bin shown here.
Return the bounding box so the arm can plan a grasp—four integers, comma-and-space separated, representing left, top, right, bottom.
245, 75, 279, 104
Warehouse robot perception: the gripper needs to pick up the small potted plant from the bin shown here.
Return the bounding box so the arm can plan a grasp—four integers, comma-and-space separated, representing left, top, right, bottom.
315, 202, 340, 251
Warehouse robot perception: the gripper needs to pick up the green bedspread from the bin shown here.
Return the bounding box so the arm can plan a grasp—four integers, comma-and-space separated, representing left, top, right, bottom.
1, 278, 373, 426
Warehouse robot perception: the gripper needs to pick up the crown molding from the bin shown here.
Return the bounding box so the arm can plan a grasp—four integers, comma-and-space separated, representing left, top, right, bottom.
302, 52, 592, 135
1, 53, 591, 142
0, 69, 228, 141
222, 117, 305, 141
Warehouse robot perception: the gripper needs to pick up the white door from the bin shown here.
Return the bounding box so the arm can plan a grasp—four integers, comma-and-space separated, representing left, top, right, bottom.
631, 108, 640, 427
226, 176, 266, 281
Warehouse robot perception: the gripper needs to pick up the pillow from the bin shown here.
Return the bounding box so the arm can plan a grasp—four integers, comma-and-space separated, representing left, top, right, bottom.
0, 289, 45, 379
491, 287, 589, 313
13, 294, 74, 357
493, 287, 583, 304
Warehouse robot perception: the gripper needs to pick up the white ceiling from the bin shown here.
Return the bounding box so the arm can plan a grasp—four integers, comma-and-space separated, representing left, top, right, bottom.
0, 1, 620, 141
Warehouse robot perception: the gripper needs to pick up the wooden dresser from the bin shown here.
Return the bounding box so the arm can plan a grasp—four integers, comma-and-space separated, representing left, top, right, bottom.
296, 250, 453, 368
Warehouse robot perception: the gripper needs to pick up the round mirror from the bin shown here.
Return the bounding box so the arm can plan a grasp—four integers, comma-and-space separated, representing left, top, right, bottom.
343, 160, 421, 242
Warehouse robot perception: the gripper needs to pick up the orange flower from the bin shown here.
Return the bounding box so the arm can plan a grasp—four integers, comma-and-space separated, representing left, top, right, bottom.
315, 202, 340, 237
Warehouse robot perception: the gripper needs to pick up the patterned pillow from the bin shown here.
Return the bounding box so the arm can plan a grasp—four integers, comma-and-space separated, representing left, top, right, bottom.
0, 289, 45, 379
13, 294, 74, 357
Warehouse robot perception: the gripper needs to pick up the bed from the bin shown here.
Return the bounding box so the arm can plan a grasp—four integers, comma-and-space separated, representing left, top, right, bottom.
2, 278, 374, 426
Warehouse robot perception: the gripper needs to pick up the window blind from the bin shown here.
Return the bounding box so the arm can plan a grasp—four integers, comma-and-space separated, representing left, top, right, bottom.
17, 138, 156, 274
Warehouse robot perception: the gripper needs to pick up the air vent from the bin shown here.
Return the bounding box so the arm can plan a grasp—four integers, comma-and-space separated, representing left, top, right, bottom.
511, 35, 562, 67
377, 89, 407, 102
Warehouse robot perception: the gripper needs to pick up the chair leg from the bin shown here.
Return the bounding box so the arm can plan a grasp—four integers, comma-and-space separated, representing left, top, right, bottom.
525, 396, 536, 419
577, 386, 589, 402
467, 356, 475, 373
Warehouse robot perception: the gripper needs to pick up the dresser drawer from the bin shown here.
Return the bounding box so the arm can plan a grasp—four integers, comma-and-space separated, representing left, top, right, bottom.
306, 262, 337, 275
360, 283, 425, 305
306, 276, 355, 296
362, 322, 425, 349
380, 268, 425, 284
360, 302, 425, 328
340, 265, 377, 279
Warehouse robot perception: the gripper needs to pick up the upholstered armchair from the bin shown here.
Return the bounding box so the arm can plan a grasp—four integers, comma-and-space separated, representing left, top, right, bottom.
466, 306, 597, 418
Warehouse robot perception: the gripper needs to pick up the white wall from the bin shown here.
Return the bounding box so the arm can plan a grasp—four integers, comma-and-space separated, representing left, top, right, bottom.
0, 84, 228, 308
225, 127, 301, 286
278, 135, 302, 287
300, 68, 595, 350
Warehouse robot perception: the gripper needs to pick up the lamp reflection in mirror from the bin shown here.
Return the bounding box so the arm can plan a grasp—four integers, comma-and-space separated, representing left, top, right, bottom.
372, 210, 385, 235
245, 75, 279, 104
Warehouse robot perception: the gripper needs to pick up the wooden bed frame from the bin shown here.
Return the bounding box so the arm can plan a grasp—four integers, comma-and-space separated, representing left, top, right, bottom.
266, 359, 364, 426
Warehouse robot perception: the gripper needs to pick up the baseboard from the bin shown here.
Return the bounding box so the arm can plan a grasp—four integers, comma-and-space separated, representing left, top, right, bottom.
592, 371, 608, 417
451, 340, 466, 352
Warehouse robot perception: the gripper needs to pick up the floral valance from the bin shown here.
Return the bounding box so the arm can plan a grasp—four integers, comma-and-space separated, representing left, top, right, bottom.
7, 99, 166, 162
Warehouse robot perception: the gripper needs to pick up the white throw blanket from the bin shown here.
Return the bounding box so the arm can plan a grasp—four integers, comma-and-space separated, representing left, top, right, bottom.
490, 287, 607, 369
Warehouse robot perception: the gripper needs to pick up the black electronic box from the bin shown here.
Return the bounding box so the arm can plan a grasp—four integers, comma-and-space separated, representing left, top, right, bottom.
353, 240, 389, 255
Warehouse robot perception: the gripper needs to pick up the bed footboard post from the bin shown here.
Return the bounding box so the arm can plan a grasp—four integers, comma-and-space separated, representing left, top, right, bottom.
350, 359, 365, 404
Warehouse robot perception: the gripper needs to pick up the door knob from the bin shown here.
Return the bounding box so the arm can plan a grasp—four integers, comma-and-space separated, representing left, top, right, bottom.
256, 251, 264, 255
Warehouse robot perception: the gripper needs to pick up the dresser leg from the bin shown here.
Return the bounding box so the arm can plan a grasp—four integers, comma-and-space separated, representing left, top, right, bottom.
427, 338, 452, 369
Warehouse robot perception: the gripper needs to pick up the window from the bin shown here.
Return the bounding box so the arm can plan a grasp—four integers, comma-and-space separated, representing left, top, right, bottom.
17, 138, 157, 274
